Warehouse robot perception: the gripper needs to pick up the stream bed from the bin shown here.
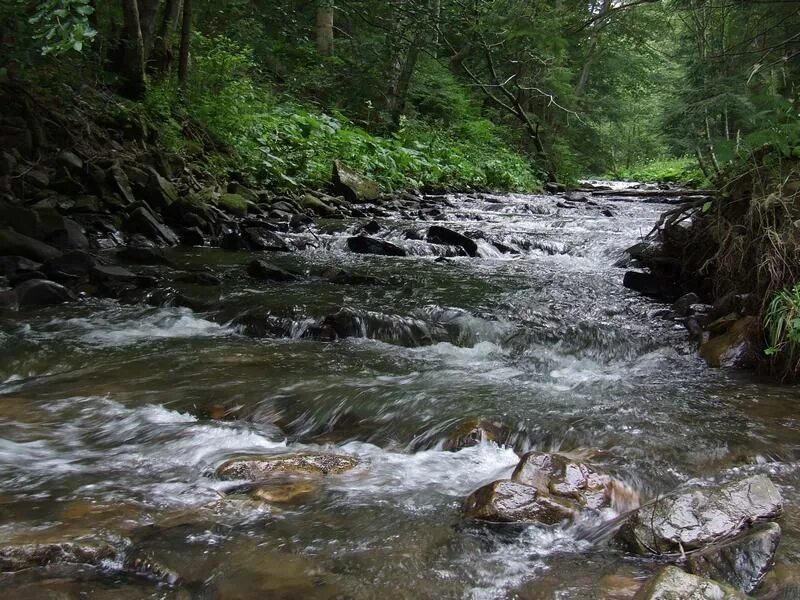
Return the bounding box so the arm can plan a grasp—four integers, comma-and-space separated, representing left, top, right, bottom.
1, 188, 798, 598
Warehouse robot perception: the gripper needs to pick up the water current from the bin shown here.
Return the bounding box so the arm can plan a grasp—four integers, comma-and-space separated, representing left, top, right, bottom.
1, 187, 798, 598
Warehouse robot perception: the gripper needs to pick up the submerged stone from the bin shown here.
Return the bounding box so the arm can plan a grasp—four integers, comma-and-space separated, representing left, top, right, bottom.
216, 452, 360, 480
699, 316, 759, 369
443, 418, 511, 451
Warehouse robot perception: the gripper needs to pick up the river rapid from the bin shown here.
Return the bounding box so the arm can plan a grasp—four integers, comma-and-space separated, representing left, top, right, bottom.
1, 187, 798, 598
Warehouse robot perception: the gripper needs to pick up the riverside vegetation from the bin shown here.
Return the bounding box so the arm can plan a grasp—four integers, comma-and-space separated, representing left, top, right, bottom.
1, 1, 800, 598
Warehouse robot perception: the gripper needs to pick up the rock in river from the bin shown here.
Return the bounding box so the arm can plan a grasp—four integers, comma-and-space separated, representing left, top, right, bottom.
632, 566, 746, 600
347, 235, 407, 257
426, 225, 478, 257
14, 278, 76, 307
463, 480, 576, 524
216, 452, 360, 480
247, 259, 299, 282
686, 521, 781, 594
616, 474, 782, 555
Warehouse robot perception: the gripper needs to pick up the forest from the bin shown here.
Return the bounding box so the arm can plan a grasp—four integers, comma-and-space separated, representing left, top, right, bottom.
2, 1, 800, 599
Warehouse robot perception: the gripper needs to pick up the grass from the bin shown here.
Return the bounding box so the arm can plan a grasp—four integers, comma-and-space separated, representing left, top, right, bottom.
609, 156, 708, 186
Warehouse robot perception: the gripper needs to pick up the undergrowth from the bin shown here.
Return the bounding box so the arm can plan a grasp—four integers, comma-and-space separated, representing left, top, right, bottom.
139, 34, 542, 193
609, 156, 708, 186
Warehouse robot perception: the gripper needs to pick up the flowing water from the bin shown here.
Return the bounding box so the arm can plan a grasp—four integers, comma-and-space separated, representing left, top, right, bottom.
1, 189, 799, 598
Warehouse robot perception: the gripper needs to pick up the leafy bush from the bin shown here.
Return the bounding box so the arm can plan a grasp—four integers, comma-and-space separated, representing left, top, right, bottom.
764, 284, 800, 359
610, 156, 708, 186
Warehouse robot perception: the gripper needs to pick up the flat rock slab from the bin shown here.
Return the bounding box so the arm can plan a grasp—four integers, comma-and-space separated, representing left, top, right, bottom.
616, 475, 782, 555
686, 522, 781, 593
216, 452, 360, 480
633, 566, 746, 599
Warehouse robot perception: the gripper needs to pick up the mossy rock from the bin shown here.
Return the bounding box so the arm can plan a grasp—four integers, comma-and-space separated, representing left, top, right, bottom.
215, 193, 248, 217
332, 160, 380, 203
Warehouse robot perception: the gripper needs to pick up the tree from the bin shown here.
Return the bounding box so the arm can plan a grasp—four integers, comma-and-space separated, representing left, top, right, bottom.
316, 0, 334, 56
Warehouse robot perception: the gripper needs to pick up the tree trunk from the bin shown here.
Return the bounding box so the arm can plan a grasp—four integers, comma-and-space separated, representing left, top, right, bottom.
387, 33, 421, 125
178, 0, 192, 92
138, 0, 162, 58
120, 0, 147, 98
316, 0, 334, 56
152, 0, 183, 73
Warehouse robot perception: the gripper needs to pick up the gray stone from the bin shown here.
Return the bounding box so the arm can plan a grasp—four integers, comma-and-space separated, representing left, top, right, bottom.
217, 452, 360, 480
616, 475, 782, 555
463, 479, 576, 524
14, 278, 75, 307
243, 227, 290, 252
347, 235, 406, 257
332, 160, 380, 203
125, 206, 179, 246
426, 226, 478, 257
145, 170, 178, 209
116, 246, 172, 266
632, 566, 746, 600
44, 250, 96, 278
246, 259, 299, 282
686, 522, 781, 594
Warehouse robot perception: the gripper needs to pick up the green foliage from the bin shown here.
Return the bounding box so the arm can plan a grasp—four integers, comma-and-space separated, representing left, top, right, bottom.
610, 157, 708, 186
28, 0, 96, 56
764, 284, 800, 359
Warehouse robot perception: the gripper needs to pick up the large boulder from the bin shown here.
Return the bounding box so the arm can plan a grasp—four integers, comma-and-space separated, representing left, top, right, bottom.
511, 451, 616, 511
632, 566, 746, 600
332, 160, 380, 203
462, 480, 576, 524
347, 235, 407, 257
616, 475, 782, 555
686, 522, 781, 594
145, 170, 178, 210
623, 271, 680, 300
699, 316, 760, 369
216, 452, 360, 480
43, 250, 96, 278
426, 226, 478, 257
13, 278, 76, 307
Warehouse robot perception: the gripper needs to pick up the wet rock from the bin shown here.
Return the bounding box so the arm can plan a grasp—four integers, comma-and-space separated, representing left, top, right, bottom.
125, 206, 179, 246
320, 267, 382, 286
347, 235, 407, 257
116, 246, 172, 266
511, 451, 618, 510
246, 259, 299, 282
0, 539, 119, 572
43, 250, 96, 278
462, 480, 576, 524
358, 220, 379, 235
565, 191, 589, 202
216, 452, 360, 480
300, 193, 337, 216
322, 307, 434, 346
332, 160, 380, 203
217, 192, 248, 217
225, 481, 318, 504
177, 226, 205, 247
632, 566, 745, 600
426, 225, 478, 257
545, 182, 566, 194
623, 270, 680, 300
174, 271, 221, 286
24, 169, 50, 188
686, 522, 780, 593
48, 218, 89, 250
443, 418, 511, 451
699, 316, 760, 369
90, 264, 143, 285
14, 278, 76, 307
673, 292, 701, 317
243, 227, 290, 252
616, 475, 782, 555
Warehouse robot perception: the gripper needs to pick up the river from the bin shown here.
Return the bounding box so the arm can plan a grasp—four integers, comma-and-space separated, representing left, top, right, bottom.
0, 187, 797, 598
